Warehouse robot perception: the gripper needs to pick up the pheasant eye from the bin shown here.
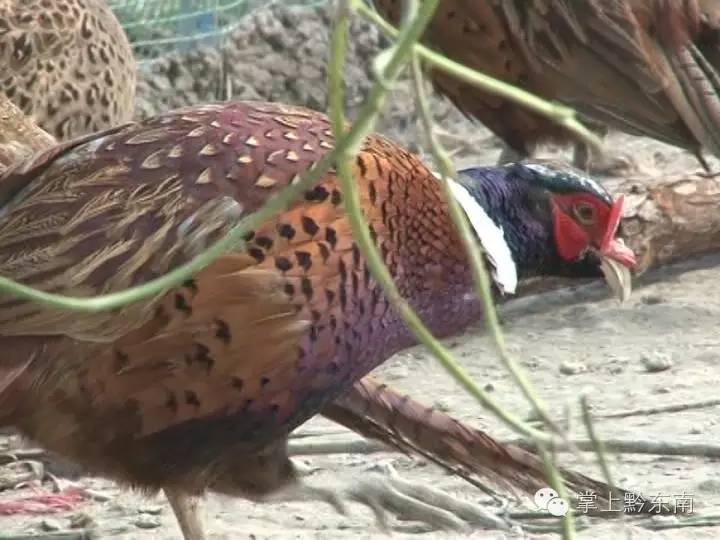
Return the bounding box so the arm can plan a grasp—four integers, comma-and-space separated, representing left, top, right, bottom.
573, 202, 595, 224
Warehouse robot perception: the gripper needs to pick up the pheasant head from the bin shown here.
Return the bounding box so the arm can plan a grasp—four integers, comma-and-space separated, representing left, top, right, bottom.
451, 161, 636, 300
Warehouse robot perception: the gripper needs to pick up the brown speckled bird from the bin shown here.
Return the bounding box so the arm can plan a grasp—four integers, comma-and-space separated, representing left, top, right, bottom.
373, 0, 720, 172
0, 100, 636, 538
0, 0, 136, 140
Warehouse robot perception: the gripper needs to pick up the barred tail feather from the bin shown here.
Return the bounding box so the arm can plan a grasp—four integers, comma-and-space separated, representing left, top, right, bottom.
323, 377, 669, 514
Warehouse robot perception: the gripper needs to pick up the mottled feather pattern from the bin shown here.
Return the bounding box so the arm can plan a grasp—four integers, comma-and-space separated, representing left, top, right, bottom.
0, 0, 136, 140
0, 101, 484, 493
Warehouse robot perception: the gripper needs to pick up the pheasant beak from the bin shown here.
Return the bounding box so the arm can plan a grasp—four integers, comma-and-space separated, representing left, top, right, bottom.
597, 195, 636, 302
599, 248, 633, 302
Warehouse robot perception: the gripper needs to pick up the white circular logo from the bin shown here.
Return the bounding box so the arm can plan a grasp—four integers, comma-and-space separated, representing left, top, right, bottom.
534, 487, 569, 517
547, 497, 569, 517
534, 487, 559, 510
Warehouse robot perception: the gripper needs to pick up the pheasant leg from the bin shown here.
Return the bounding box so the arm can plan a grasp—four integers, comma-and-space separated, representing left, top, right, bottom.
572, 123, 639, 176
165, 489, 206, 540
573, 142, 636, 175
496, 145, 526, 165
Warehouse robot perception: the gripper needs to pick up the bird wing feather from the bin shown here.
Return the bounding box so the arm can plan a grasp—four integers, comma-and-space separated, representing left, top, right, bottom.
0, 102, 427, 470
497, 0, 716, 148
374, 0, 720, 154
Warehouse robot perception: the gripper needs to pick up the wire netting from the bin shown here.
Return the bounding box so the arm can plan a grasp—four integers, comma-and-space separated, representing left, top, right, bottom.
108, 0, 328, 59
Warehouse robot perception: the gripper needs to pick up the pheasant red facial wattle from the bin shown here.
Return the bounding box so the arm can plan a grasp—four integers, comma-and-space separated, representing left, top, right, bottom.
550, 189, 635, 301
599, 195, 636, 267
552, 192, 635, 268
454, 161, 636, 301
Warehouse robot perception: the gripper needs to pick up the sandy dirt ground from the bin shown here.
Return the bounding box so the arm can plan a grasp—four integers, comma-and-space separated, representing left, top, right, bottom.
2, 4, 720, 539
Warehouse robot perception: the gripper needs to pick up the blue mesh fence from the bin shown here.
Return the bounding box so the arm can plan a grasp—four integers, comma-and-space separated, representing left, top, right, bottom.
108, 0, 329, 59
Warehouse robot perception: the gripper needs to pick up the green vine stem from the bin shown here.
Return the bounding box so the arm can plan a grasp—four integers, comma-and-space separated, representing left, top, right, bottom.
407, 36, 576, 539
538, 444, 577, 540
0, 2, 421, 312
580, 394, 616, 493
327, 0, 555, 445
0, 2, 599, 322
408, 46, 562, 436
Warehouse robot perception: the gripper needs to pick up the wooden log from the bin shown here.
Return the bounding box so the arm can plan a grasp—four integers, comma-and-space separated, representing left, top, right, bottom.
0, 96, 56, 175
618, 173, 720, 274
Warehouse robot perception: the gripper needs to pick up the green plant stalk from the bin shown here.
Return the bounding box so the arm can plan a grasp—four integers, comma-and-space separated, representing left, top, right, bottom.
538, 444, 577, 540
580, 395, 615, 492
409, 49, 571, 486
410, 52, 594, 537
328, 0, 351, 137
408, 53, 560, 434
357, 2, 603, 155
327, 0, 553, 444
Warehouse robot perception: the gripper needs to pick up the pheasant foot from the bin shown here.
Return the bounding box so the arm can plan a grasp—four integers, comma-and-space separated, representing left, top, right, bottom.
0, 459, 44, 489
268, 462, 512, 532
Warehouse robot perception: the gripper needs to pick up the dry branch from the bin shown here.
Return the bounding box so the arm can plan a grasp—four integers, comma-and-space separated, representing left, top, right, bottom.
597, 398, 720, 420
619, 173, 720, 274
289, 434, 720, 459
0, 96, 56, 175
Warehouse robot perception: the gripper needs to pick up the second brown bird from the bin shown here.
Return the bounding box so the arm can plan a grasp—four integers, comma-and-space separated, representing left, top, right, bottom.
374, 0, 720, 170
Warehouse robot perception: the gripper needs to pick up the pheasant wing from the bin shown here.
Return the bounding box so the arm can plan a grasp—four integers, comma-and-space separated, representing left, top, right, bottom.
0, 102, 428, 479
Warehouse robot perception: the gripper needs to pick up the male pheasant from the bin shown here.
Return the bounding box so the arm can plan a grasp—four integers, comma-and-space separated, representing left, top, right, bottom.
0, 0, 136, 140
373, 0, 720, 172
0, 100, 636, 538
